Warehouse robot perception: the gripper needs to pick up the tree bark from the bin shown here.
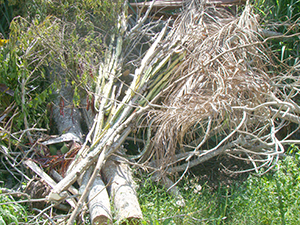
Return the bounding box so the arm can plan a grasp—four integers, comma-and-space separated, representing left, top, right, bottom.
78, 166, 112, 225
102, 157, 143, 224
88, 174, 112, 225
52, 81, 83, 143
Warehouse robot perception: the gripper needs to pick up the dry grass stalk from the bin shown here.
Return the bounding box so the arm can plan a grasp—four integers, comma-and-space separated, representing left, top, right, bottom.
2, 1, 300, 224
145, 3, 281, 175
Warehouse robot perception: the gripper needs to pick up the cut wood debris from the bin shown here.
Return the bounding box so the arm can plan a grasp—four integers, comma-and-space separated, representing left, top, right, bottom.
1, 0, 300, 224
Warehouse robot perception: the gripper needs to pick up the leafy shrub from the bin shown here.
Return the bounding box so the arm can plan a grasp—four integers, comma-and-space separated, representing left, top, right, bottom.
254, 0, 300, 66
1, 0, 122, 140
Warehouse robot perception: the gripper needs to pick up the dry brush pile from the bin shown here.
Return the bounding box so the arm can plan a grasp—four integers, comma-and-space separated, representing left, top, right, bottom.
150, 4, 278, 175
1, 0, 300, 224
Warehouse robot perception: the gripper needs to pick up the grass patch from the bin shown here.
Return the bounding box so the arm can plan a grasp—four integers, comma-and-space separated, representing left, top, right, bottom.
1, 154, 299, 224
0, 192, 28, 225
137, 152, 300, 224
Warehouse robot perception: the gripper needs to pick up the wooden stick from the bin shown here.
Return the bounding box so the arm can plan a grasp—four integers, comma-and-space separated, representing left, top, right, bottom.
48, 119, 135, 201
50, 169, 78, 196
23, 159, 77, 208
67, 147, 107, 225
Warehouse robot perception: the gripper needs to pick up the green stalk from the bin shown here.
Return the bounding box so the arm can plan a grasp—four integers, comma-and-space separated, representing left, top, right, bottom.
93, 34, 123, 142
139, 53, 185, 106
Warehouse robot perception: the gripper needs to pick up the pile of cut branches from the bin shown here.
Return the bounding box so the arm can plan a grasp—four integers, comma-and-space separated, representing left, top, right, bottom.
1, 0, 300, 224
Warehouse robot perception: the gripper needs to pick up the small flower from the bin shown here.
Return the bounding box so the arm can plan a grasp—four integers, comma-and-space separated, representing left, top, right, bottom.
0, 39, 9, 46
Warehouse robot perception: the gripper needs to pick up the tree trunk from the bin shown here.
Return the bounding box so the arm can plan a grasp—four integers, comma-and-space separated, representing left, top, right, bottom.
88, 174, 112, 225
52, 83, 83, 143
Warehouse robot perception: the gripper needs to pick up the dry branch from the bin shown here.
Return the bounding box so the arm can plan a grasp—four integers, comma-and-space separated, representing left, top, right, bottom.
13, 1, 300, 224
48, 13, 172, 200
50, 169, 78, 196
23, 159, 77, 208
139, 3, 284, 177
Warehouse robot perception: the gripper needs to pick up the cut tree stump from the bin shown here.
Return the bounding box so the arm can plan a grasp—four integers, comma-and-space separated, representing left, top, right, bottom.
102, 157, 143, 224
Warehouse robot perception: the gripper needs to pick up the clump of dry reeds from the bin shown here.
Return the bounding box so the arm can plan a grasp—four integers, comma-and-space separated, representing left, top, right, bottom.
146, 3, 281, 175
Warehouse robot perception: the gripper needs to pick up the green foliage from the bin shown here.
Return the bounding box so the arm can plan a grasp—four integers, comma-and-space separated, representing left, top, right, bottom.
0, 22, 53, 135
1, 0, 124, 139
0, 0, 14, 38
0, 192, 28, 225
12, 0, 124, 36
254, 0, 300, 66
225, 153, 300, 224
0, 0, 11, 38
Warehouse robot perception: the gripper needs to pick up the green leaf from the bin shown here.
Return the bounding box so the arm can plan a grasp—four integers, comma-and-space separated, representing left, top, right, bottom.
60, 143, 69, 154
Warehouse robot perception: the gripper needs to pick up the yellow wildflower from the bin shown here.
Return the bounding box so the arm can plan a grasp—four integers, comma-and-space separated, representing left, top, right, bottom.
0, 39, 9, 46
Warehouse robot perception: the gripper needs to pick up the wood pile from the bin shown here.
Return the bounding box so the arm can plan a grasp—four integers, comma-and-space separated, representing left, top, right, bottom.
24, 1, 300, 225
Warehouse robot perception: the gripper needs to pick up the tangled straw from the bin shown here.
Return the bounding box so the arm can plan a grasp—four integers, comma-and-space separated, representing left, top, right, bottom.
145, 3, 286, 175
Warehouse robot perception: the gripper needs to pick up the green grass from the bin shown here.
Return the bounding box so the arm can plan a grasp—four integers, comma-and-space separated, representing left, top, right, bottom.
1, 0, 300, 224
0, 172, 28, 225
253, 0, 300, 67
137, 151, 300, 224
0, 193, 28, 225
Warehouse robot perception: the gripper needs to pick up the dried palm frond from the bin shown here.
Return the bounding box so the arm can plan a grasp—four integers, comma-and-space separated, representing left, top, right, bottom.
146, 3, 280, 175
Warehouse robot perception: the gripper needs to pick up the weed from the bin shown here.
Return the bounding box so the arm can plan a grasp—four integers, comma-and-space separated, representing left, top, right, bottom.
253, 0, 300, 66
0, 192, 28, 225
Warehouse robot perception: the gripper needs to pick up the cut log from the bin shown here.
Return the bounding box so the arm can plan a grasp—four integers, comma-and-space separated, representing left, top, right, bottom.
78, 165, 112, 225
88, 174, 112, 225
102, 157, 143, 224
48, 126, 132, 201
